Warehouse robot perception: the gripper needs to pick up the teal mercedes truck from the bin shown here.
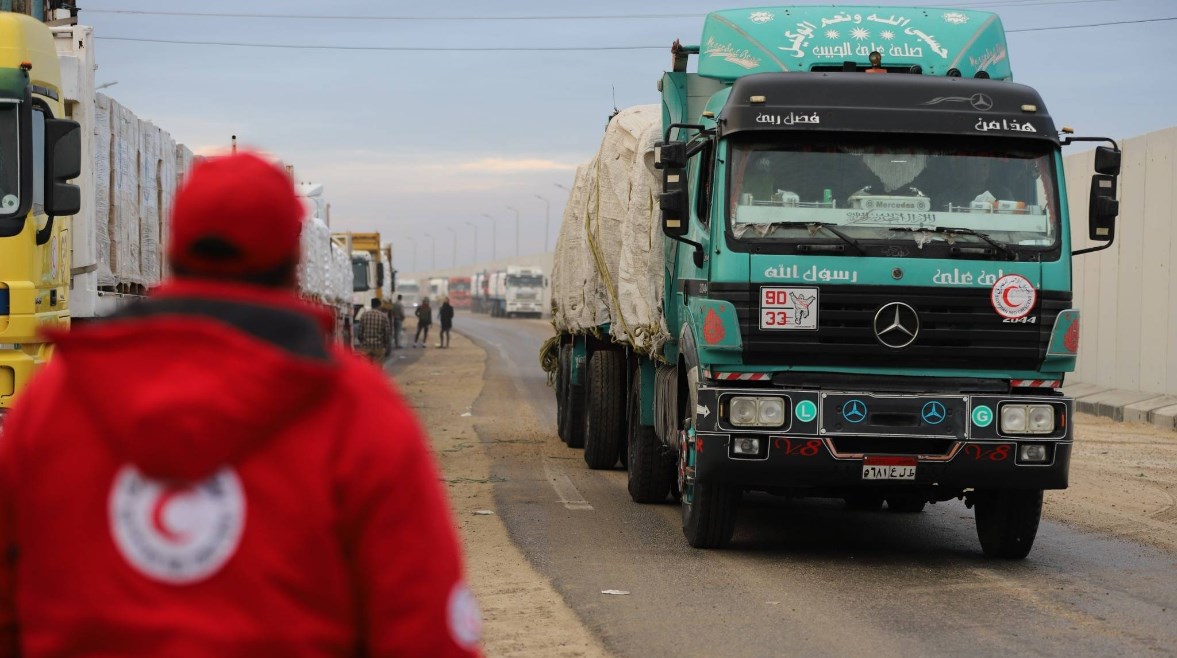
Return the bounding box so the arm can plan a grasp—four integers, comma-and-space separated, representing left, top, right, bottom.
547, 5, 1120, 558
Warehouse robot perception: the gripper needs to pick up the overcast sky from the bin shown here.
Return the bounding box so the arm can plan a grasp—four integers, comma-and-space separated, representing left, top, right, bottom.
80, 0, 1176, 270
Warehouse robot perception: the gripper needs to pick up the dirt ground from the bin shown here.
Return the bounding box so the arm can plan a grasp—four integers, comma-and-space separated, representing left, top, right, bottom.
389, 329, 1177, 656
387, 331, 611, 658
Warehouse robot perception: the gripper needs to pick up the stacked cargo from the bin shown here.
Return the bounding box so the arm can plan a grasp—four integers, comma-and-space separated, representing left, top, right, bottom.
91, 94, 192, 290
295, 181, 353, 308
551, 104, 668, 355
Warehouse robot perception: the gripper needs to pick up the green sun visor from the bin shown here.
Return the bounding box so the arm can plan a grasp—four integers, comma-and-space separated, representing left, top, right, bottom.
0, 68, 29, 101
697, 6, 1010, 81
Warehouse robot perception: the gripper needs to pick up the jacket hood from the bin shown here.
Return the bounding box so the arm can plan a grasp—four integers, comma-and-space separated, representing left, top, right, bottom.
52, 280, 340, 482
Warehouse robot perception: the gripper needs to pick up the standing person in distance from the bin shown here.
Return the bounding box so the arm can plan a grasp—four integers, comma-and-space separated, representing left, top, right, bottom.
414, 297, 433, 348
0, 152, 482, 657
438, 296, 454, 348
390, 294, 406, 349
358, 298, 392, 363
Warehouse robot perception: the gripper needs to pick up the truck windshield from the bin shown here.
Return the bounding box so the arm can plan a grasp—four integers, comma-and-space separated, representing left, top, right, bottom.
351, 258, 370, 291
508, 275, 543, 287
728, 136, 1059, 253
0, 103, 19, 218
449, 281, 470, 292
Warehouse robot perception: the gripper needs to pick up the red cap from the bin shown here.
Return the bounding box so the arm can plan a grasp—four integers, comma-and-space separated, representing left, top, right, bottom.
167, 151, 304, 278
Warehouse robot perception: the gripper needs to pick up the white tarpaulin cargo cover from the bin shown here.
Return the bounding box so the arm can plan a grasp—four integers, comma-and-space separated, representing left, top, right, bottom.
551, 105, 668, 357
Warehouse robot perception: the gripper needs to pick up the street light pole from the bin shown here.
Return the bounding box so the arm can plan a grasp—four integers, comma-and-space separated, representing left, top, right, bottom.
464, 221, 478, 265
423, 232, 436, 271
481, 213, 498, 261
534, 195, 551, 252
506, 205, 520, 257
445, 227, 457, 269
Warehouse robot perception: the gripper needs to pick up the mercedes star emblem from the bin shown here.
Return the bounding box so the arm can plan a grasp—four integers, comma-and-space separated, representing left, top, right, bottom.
921, 401, 947, 425
873, 302, 920, 349
970, 93, 994, 111
842, 399, 868, 424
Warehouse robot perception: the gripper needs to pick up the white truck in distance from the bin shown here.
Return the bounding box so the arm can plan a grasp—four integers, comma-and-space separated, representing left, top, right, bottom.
487, 266, 545, 318
395, 280, 421, 308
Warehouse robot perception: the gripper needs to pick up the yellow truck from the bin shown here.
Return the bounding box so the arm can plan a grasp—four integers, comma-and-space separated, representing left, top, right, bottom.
0, 11, 81, 421
331, 231, 393, 315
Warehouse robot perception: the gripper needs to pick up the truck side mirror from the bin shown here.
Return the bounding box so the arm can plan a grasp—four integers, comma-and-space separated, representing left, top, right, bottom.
660, 167, 689, 238
1087, 173, 1118, 242
655, 141, 687, 170
43, 118, 81, 217
1093, 146, 1120, 176
376, 261, 385, 287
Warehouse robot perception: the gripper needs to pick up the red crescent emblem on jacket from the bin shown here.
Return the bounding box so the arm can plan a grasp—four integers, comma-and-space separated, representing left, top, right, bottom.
151, 488, 192, 544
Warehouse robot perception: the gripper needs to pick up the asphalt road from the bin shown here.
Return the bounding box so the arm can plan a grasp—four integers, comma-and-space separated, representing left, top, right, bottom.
457, 311, 1177, 658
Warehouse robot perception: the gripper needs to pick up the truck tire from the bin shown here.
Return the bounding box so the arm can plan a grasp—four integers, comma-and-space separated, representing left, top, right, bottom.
562, 349, 585, 449
679, 429, 738, 548
626, 370, 672, 503
886, 494, 926, 513
556, 345, 569, 444
974, 489, 1043, 559
583, 350, 625, 470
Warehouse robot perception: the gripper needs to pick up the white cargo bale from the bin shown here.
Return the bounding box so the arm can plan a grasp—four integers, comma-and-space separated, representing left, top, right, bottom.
158, 130, 178, 278
138, 120, 161, 282
111, 99, 142, 283
93, 94, 114, 286
331, 242, 351, 303
615, 116, 668, 354
552, 155, 609, 332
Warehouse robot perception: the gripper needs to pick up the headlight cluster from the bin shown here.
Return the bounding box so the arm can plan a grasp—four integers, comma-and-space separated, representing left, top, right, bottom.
999, 404, 1055, 434
728, 396, 786, 428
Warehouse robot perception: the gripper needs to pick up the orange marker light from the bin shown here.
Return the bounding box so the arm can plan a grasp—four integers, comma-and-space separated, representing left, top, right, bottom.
19, 61, 32, 70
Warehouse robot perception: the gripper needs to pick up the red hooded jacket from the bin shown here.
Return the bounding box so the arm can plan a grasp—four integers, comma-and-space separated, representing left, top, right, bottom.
0, 280, 481, 657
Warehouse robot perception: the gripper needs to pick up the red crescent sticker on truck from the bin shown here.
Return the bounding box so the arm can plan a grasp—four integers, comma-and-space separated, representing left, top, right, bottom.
990, 274, 1036, 319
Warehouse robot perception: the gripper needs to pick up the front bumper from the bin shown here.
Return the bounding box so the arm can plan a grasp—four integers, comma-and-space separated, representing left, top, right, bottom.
692, 386, 1073, 492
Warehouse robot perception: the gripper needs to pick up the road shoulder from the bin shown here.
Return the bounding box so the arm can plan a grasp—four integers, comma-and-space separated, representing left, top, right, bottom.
389, 331, 612, 658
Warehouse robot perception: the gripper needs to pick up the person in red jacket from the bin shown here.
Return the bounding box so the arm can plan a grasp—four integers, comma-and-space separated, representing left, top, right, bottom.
0, 152, 482, 657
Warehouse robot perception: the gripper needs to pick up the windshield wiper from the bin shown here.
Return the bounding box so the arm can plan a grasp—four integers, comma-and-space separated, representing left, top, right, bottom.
889, 226, 1017, 260
771, 221, 865, 255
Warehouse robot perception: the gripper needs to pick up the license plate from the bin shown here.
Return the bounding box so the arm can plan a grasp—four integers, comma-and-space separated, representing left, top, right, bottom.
862, 465, 916, 480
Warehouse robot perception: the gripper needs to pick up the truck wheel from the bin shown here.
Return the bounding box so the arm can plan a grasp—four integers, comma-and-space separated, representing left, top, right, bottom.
563, 350, 585, 449
556, 345, 570, 444
974, 489, 1044, 559
680, 429, 738, 548
583, 351, 625, 469
886, 494, 926, 513
626, 370, 672, 503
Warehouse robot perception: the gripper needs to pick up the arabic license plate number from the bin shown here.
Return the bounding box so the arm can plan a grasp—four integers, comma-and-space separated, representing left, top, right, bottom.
862, 465, 916, 480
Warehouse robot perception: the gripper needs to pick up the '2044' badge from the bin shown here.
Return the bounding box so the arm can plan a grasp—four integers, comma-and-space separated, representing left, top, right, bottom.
990, 274, 1037, 320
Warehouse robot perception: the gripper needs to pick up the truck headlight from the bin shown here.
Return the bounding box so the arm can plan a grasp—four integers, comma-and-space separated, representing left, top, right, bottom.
1000, 404, 1055, 434
728, 396, 786, 428
1018, 444, 1049, 463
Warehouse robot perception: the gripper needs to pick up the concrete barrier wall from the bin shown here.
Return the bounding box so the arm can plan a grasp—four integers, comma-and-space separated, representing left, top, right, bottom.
1067, 126, 1177, 395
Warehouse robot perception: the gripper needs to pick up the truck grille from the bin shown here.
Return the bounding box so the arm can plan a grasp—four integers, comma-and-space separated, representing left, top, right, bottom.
707, 284, 1070, 371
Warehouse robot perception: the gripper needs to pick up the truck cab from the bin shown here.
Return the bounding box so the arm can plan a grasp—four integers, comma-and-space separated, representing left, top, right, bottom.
498, 266, 545, 318
0, 11, 81, 419
650, 6, 1119, 555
